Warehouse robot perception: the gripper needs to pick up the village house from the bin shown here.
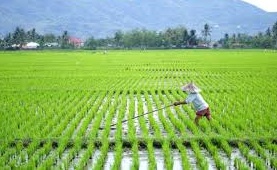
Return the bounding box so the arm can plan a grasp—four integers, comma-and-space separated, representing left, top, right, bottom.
22, 42, 40, 49
68, 37, 84, 48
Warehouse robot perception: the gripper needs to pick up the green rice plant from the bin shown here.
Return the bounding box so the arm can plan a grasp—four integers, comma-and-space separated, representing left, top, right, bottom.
158, 111, 175, 138
190, 140, 208, 170
111, 141, 123, 170
264, 141, 277, 155
110, 93, 126, 169
162, 140, 173, 170
263, 141, 277, 169
209, 119, 232, 138
151, 91, 175, 138
71, 91, 100, 136
87, 92, 113, 139
75, 92, 104, 138
105, 91, 122, 134
175, 139, 191, 169
162, 90, 190, 136
23, 141, 53, 168
92, 91, 122, 169
218, 138, 232, 158
55, 138, 82, 169
0, 147, 17, 167
131, 141, 139, 170
270, 157, 277, 169
74, 140, 95, 169
34, 94, 76, 139
143, 93, 162, 139
238, 142, 267, 170
249, 140, 270, 163
93, 138, 109, 170
126, 91, 140, 169
49, 92, 89, 138
56, 138, 70, 159
11, 141, 24, 166
127, 93, 137, 142
136, 94, 150, 138
203, 138, 226, 170
147, 139, 157, 170
234, 157, 249, 170
250, 140, 277, 168
47, 91, 98, 169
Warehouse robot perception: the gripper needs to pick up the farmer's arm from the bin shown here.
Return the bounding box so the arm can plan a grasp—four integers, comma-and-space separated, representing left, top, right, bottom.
173, 94, 194, 106
173, 101, 187, 106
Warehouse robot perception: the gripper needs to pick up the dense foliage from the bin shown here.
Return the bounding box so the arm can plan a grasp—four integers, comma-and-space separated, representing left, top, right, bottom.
1, 21, 277, 50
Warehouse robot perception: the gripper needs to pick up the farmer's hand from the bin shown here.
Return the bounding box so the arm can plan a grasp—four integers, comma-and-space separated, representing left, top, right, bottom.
173, 101, 180, 106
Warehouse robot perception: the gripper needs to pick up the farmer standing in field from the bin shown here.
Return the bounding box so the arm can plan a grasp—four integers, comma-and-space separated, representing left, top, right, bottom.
173, 82, 211, 125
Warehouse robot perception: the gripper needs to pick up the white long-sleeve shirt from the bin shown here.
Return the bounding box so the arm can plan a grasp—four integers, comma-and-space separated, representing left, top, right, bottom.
185, 93, 209, 111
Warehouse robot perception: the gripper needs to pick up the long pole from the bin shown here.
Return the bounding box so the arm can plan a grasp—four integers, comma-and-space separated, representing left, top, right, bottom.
99, 104, 173, 129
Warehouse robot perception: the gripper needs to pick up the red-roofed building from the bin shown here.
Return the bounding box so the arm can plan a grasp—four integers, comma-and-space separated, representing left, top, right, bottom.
69, 37, 84, 48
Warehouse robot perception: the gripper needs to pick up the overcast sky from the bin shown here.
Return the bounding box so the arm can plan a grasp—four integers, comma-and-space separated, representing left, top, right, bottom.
241, 0, 277, 12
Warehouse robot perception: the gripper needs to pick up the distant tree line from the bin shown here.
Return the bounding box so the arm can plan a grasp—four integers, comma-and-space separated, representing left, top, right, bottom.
85, 27, 200, 50
0, 28, 74, 50
1, 21, 277, 50
219, 22, 277, 49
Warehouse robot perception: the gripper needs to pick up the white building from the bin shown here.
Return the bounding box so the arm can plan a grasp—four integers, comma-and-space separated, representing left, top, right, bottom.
23, 42, 40, 49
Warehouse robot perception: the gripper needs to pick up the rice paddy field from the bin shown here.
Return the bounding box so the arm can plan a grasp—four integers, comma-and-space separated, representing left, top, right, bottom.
0, 49, 276, 170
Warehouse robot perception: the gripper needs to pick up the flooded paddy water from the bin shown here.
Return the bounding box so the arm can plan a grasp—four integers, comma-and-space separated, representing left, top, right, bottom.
55, 145, 271, 170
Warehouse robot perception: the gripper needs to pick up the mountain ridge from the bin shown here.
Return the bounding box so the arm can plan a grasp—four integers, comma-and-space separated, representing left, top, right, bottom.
0, 0, 276, 40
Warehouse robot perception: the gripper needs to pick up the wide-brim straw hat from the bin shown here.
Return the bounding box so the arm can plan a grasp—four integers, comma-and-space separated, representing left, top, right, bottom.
181, 82, 201, 93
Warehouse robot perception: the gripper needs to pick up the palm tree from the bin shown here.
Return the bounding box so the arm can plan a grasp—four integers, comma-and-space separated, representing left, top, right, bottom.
61, 31, 69, 49
272, 21, 277, 48
202, 23, 211, 46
